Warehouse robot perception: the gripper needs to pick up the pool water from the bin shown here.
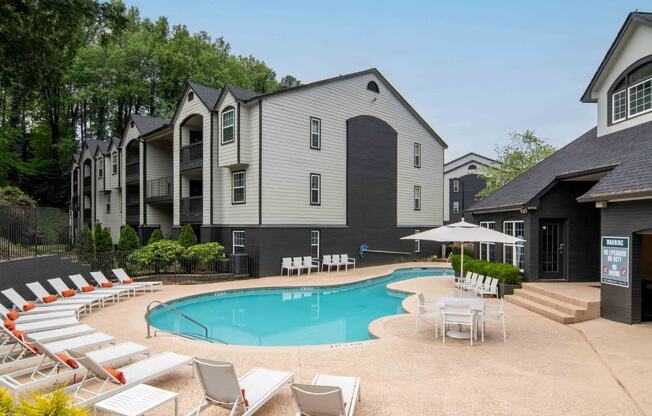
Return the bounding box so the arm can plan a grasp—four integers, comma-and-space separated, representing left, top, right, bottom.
148, 267, 453, 346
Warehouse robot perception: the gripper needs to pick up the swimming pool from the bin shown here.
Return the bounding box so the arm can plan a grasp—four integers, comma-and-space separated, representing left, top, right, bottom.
148, 267, 453, 346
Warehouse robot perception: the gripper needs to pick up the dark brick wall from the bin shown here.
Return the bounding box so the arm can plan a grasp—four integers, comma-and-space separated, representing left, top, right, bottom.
449, 174, 485, 223
0, 255, 91, 308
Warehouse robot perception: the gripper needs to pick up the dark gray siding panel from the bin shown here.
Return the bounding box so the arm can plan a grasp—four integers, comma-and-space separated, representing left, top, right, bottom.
449, 174, 485, 223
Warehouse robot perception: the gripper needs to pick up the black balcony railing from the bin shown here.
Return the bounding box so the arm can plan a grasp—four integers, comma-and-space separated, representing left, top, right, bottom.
180, 142, 202, 171
146, 176, 172, 202
126, 203, 139, 224
126, 162, 139, 183
180, 196, 202, 223
83, 176, 91, 191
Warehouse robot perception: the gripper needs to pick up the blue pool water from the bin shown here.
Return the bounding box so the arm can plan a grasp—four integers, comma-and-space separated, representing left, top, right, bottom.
148, 267, 453, 346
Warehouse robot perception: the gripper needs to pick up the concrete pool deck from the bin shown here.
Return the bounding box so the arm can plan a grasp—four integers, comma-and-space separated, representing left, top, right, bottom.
83, 262, 652, 415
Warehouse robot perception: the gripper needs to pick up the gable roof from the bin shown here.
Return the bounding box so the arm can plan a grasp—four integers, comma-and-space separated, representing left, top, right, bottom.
468, 119, 652, 212
445, 152, 497, 173
131, 114, 169, 136
581, 11, 652, 103
224, 84, 261, 102
241, 68, 447, 148
188, 81, 221, 108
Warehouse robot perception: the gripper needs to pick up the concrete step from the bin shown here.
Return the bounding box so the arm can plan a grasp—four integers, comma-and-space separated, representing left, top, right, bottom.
511, 288, 585, 317
506, 294, 575, 324
521, 283, 593, 308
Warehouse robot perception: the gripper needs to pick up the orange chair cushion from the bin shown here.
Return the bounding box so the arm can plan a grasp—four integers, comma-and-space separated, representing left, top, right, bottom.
42, 295, 57, 304
122, 278, 134, 284
12, 329, 26, 340
82, 286, 95, 293
62, 289, 76, 297
6, 310, 19, 321
4, 320, 15, 330
101, 282, 113, 288
22, 303, 36, 312
56, 353, 79, 369
103, 366, 126, 384
25, 341, 42, 355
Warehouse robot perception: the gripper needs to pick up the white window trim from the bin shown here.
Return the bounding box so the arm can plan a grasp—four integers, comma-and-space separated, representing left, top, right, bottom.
105, 192, 111, 214
310, 117, 321, 150
452, 179, 460, 193
627, 77, 652, 118
612, 89, 628, 123
232, 171, 246, 204
232, 230, 245, 254
310, 174, 321, 205
222, 108, 235, 144
97, 158, 103, 179
452, 201, 460, 213
479, 221, 495, 261
310, 230, 320, 259
503, 220, 525, 270
413, 186, 421, 211
413, 143, 421, 168
414, 229, 421, 253
111, 152, 119, 175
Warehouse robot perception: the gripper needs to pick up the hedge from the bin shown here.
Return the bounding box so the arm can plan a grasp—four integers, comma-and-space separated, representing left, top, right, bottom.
451, 254, 523, 285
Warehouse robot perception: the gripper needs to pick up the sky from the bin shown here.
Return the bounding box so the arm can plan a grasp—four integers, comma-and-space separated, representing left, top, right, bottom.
125, 0, 650, 161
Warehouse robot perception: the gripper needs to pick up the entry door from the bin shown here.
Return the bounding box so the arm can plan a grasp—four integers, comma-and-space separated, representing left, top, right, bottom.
539, 220, 566, 279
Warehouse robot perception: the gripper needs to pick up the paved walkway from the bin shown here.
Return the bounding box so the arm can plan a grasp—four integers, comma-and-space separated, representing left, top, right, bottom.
83, 263, 651, 415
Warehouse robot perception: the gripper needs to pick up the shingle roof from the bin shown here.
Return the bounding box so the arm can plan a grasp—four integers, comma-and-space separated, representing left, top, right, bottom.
225, 84, 261, 101
468, 119, 652, 212
96, 140, 110, 155
132, 114, 169, 136
188, 81, 221, 108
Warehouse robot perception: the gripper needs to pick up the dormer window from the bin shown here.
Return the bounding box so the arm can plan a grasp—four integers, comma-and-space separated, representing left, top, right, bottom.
610, 58, 652, 124
222, 107, 235, 144
130, 121, 135, 128
367, 81, 380, 93
188, 91, 194, 101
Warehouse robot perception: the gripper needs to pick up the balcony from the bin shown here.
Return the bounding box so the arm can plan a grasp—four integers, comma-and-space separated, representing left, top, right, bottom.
125, 162, 139, 184
145, 176, 172, 204
180, 142, 203, 172
180, 196, 202, 223
126, 202, 139, 224
83, 176, 91, 192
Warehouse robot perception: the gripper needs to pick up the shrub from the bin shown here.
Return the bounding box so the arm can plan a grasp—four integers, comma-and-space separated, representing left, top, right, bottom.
178, 224, 197, 248
93, 224, 113, 253
0, 186, 36, 207
0, 388, 14, 414
183, 242, 225, 271
450, 254, 522, 285
147, 229, 164, 245
117, 225, 139, 251
16, 388, 87, 415
128, 240, 185, 274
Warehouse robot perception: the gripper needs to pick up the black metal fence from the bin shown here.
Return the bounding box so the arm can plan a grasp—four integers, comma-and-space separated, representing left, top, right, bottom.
0, 205, 71, 260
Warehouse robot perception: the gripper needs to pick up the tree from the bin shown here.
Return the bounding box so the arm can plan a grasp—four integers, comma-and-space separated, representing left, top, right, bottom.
279, 75, 301, 89
147, 228, 164, 245
178, 224, 197, 248
0, 186, 36, 206
477, 130, 556, 199
93, 223, 113, 253
117, 224, 139, 251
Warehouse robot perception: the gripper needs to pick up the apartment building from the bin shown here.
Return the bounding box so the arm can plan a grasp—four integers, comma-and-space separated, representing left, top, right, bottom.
71, 68, 447, 276
443, 152, 496, 224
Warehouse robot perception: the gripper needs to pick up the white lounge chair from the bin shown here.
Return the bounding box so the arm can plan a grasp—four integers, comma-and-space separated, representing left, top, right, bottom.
2, 288, 86, 316
474, 275, 486, 293
322, 255, 338, 272
70, 274, 131, 299
0, 340, 148, 399
0, 303, 76, 324
462, 273, 478, 292
26, 282, 102, 311
281, 257, 299, 276
48, 278, 117, 304
291, 374, 361, 416
415, 293, 440, 337
89, 272, 138, 297
441, 303, 476, 346
66, 350, 191, 407
302, 256, 320, 274
187, 358, 294, 416
11, 316, 80, 334
112, 268, 162, 293
454, 272, 473, 290
476, 277, 499, 298
25, 325, 97, 344
340, 254, 356, 270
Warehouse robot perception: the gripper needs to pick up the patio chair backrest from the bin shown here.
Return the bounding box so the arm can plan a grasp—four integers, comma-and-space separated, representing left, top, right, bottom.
442, 303, 473, 321
38, 342, 73, 368
332, 254, 341, 263
303, 256, 312, 267
193, 358, 242, 406
0, 304, 9, 316
490, 278, 499, 289
291, 383, 345, 416
112, 268, 130, 282
67, 349, 117, 382
468, 275, 477, 285
342, 254, 349, 263
476, 275, 485, 286
70, 274, 90, 290
282, 257, 292, 267
293, 257, 303, 266
48, 278, 70, 295
323, 255, 332, 264
2, 288, 30, 310
26, 282, 51, 299
90, 271, 110, 285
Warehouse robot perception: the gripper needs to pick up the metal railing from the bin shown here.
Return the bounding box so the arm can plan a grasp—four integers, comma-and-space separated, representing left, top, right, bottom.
146, 176, 172, 199
180, 141, 203, 164
0, 205, 71, 260
145, 300, 212, 340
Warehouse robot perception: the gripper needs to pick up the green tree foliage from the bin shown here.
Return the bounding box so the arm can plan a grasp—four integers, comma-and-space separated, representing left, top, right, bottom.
0, 186, 36, 206
127, 240, 185, 273
117, 224, 139, 251
279, 75, 302, 89
178, 224, 197, 248
92, 223, 113, 253
0, 2, 297, 207
147, 228, 164, 245
451, 255, 522, 285
477, 130, 556, 199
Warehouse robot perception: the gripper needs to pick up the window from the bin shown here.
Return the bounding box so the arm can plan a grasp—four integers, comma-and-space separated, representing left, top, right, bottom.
232, 230, 245, 254
367, 81, 380, 93
610, 60, 652, 123
310, 117, 321, 149
111, 152, 119, 175
188, 91, 194, 101
413, 186, 421, 210
628, 79, 652, 117
105, 192, 111, 214
468, 164, 477, 171
413, 143, 421, 168
612, 90, 627, 123
452, 180, 460, 193
97, 159, 103, 179
130, 120, 134, 128
232, 171, 246, 204
503, 220, 525, 270
452, 201, 459, 213
310, 174, 321, 205
479, 221, 495, 261
414, 229, 421, 253
310, 230, 320, 259
222, 108, 235, 144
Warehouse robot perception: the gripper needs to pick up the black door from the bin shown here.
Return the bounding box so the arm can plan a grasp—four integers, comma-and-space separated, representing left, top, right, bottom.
539, 220, 566, 279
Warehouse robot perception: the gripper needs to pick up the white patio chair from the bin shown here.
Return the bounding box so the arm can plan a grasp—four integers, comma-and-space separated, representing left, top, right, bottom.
476, 277, 499, 298
26, 282, 101, 311
441, 303, 476, 346
291, 374, 361, 416
293, 257, 309, 276
281, 257, 299, 276
302, 256, 320, 274
112, 268, 162, 293
48, 278, 117, 304
2, 288, 85, 316
454, 272, 472, 290
89, 272, 138, 297
415, 293, 440, 337
187, 358, 294, 416
332, 255, 345, 271
482, 298, 507, 343
462, 273, 478, 292
473, 275, 486, 293
70, 274, 131, 300
341, 254, 356, 270
322, 255, 338, 272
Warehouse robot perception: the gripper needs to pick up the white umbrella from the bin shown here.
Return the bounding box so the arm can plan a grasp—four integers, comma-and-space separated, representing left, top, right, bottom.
401, 218, 525, 280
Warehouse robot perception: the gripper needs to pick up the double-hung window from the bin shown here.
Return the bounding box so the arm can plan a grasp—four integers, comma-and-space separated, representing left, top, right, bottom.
452, 179, 460, 193
414, 186, 421, 210
310, 174, 321, 205
232, 230, 245, 254
453, 201, 460, 213
479, 221, 495, 261
503, 220, 525, 270
111, 152, 119, 175
310, 230, 320, 259
222, 108, 235, 144
232, 171, 246, 204
612, 89, 627, 123
105, 192, 111, 214
413, 143, 421, 167
414, 229, 421, 253
97, 159, 103, 179
310, 117, 321, 149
